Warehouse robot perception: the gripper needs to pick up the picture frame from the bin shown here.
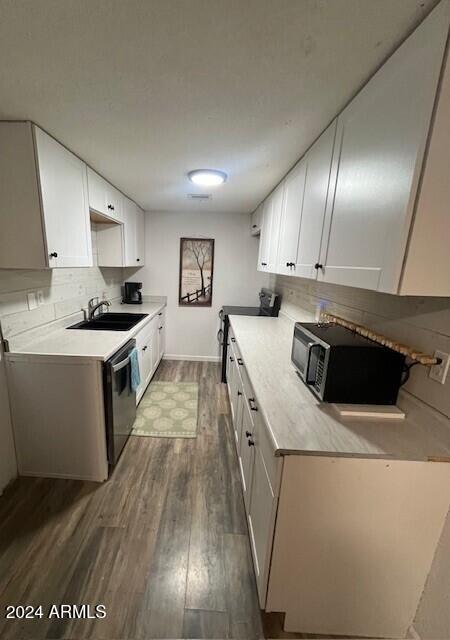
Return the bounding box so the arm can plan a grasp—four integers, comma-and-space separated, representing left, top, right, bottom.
179, 238, 215, 307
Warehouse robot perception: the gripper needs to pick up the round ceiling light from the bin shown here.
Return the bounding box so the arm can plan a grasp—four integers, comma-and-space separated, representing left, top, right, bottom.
188, 169, 227, 186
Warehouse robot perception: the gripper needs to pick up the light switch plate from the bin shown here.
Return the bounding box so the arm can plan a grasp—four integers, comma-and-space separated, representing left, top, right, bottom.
429, 350, 450, 385
27, 292, 38, 310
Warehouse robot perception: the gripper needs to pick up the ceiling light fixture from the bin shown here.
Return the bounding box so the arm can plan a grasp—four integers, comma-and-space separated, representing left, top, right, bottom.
188, 169, 227, 186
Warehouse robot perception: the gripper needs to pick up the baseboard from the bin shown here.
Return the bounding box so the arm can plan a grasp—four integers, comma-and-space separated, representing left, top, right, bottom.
163, 354, 220, 363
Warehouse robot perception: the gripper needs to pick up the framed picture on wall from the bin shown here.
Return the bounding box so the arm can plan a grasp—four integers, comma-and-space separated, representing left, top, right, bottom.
179, 238, 215, 307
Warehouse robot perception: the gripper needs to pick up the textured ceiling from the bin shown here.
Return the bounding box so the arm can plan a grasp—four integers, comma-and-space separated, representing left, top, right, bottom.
0, 0, 439, 212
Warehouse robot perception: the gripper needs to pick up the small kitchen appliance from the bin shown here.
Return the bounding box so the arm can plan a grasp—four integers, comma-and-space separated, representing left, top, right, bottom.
219, 288, 281, 383
123, 281, 143, 304
291, 322, 405, 404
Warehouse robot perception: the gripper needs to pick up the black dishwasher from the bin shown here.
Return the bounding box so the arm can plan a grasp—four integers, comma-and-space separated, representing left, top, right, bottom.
103, 340, 137, 467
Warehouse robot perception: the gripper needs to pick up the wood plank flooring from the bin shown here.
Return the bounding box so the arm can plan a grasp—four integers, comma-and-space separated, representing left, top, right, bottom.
0, 360, 280, 640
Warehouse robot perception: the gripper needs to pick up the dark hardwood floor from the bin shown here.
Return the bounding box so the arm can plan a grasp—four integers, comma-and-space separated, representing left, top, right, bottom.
0, 360, 304, 640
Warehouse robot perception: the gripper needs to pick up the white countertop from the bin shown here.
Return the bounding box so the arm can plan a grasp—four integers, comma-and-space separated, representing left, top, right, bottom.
230, 314, 450, 461
5, 301, 166, 362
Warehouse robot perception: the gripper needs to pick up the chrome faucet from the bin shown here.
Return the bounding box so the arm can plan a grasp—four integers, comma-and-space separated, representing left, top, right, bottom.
88, 297, 111, 320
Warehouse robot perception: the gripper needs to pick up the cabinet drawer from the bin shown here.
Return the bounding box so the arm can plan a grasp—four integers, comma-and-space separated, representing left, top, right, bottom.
244, 392, 281, 496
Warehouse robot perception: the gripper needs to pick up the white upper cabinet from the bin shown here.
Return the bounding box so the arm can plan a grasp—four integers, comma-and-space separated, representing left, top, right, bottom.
251, 203, 263, 236
34, 128, 93, 268
295, 121, 337, 279
136, 207, 146, 266
276, 161, 306, 276
267, 183, 284, 272
256, 1, 449, 296
0, 122, 92, 269
123, 197, 145, 267
257, 198, 273, 271
318, 3, 448, 293
87, 167, 123, 222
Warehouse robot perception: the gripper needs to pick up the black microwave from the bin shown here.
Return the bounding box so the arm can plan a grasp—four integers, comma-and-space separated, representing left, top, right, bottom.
291, 322, 406, 404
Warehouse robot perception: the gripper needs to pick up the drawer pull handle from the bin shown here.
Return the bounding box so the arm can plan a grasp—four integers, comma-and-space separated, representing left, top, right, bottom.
245, 430, 252, 437
231, 337, 236, 342
237, 358, 243, 366
230, 356, 234, 362
237, 391, 242, 397
248, 439, 255, 447
248, 397, 258, 411
142, 346, 147, 351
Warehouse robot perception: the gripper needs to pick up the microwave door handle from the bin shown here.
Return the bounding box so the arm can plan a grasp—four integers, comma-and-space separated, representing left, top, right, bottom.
305, 342, 320, 385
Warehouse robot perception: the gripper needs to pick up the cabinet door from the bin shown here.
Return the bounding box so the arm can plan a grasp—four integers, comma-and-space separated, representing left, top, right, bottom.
135, 327, 151, 403
277, 161, 306, 275
87, 168, 108, 216
248, 446, 278, 605
267, 184, 284, 272
135, 207, 145, 266
105, 183, 122, 221
239, 399, 255, 512
318, 10, 447, 293
257, 198, 272, 271
157, 314, 165, 365
234, 375, 244, 450
251, 203, 263, 236
35, 127, 92, 268
295, 121, 337, 279
227, 351, 236, 411
123, 197, 138, 266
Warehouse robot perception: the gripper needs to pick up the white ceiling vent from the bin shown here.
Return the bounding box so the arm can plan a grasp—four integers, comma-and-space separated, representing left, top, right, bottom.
187, 193, 212, 200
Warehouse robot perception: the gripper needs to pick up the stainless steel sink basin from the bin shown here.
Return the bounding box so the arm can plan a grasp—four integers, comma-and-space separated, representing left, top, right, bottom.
67, 312, 148, 332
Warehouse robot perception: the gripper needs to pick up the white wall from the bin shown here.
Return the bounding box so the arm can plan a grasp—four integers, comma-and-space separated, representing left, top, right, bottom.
0, 345, 16, 494
135, 210, 269, 359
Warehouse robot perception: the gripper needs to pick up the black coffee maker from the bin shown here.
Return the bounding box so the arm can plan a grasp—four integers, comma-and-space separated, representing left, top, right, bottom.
122, 282, 143, 304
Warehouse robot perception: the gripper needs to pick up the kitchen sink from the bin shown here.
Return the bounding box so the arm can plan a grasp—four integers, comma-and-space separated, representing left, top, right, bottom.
67, 312, 148, 332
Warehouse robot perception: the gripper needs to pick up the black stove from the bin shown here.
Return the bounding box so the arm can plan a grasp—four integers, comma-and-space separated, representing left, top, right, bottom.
218, 289, 281, 383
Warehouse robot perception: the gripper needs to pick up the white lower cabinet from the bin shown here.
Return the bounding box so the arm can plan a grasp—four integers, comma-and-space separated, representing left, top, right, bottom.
135, 309, 165, 404
248, 446, 278, 602
228, 325, 450, 638
239, 398, 256, 512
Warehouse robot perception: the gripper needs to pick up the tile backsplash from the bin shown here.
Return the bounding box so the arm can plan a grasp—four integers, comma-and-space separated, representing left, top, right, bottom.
0, 224, 124, 340
272, 275, 450, 420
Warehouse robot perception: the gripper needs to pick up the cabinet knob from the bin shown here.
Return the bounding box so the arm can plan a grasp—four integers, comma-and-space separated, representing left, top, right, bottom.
261, 262, 267, 266
231, 337, 236, 342
158, 326, 163, 330
108, 204, 113, 210
245, 430, 252, 437
252, 224, 257, 228
230, 356, 234, 362
248, 439, 255, 447
137, 258, 140, 262
237, 358, 243, 366
237, 391, 242, 397
314, 263, 323, 270
142, 346, 147, 351
49, 252, 58, 258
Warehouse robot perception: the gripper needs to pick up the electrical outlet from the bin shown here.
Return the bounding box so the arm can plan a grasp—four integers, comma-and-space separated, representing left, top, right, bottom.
429, 350, 450, 385
27, 292, 38, 310
36, 290, 44, 306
